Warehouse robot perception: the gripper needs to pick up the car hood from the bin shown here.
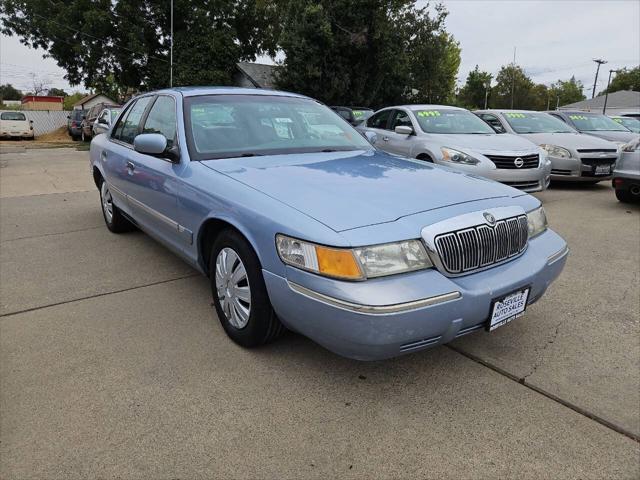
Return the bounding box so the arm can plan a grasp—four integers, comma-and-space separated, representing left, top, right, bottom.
516, 132, 618, 150
582, 130, 639, 143
201, 150, 518, 232
430, 133, 539, 154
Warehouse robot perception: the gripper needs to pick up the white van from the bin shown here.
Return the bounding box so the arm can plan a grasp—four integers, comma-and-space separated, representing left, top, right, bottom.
0, 111, 34, 140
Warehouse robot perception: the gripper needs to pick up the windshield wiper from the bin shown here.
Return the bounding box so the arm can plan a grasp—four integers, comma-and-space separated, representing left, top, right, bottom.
239, 153, 264, 157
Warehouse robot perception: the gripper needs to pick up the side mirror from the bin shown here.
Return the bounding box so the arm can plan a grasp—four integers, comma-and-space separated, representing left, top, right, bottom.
395, 125, 413, 135
134, 133, 168, 156
363, 131, 377, 145
98, 118, 108, 125
67, 115, 70, 119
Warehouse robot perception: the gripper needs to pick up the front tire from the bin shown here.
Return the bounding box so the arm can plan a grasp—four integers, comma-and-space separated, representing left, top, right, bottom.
209, 229, 284, 348
99, 179, 133, 233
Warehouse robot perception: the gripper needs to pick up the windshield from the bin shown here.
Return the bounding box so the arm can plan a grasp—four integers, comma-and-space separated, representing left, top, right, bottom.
352, 109, 373, 121
413, 109, 495, 134
568, 113, 630, 132
184, 95, 372, 160
503, 112, 575, 133
613, 116, 640, 133
1, 112, 26, 121
110, 109, 121, 121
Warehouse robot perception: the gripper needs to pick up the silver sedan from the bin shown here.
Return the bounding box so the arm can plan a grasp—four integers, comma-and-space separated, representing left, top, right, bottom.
359, 105, 551, 192
475, 109, 621, 183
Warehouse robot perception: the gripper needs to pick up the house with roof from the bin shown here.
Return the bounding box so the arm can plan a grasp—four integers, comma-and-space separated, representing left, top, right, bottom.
73, 93, 117, 111
21, 95, 64, 111
560, 90, 640, 116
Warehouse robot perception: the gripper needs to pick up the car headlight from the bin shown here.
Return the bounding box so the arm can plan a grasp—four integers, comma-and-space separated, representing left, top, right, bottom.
623, 139, 640, 152
527, 206, 548, 238
276, 234, 432, 280
540, 144, 571, 159
440, 147, 480, 165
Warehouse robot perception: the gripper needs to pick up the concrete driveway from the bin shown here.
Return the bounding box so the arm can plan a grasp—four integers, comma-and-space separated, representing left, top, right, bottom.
1, 148, 638, 479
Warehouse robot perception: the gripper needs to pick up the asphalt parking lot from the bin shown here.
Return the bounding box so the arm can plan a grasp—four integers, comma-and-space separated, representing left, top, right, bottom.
1, 147, 639, 479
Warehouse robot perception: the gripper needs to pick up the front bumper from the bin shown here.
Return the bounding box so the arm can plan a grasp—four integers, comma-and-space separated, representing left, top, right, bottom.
264, 229, 568, 360
549, 154, 617, 182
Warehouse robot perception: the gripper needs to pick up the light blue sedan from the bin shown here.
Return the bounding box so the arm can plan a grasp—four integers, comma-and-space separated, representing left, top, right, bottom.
89, 87, 569, 360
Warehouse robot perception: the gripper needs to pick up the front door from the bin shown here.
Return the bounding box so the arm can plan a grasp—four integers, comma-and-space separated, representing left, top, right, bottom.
385, 109, 415, 157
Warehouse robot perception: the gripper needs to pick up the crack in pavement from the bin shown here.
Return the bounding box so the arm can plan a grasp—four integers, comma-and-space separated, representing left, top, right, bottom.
521, 319, 564, 381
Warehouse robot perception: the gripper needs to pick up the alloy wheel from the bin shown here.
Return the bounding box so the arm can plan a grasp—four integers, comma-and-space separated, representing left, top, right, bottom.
101, 181, 114, 224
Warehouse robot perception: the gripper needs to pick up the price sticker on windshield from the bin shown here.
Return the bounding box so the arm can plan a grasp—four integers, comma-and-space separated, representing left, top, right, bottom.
505, 113, 526, 118
417, 110, 441, 117
353, 111, 365, 117
569, 115, 587, 120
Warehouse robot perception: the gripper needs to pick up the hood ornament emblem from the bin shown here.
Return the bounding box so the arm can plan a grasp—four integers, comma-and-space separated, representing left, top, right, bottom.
514, 157, 524, 168
483, 212, 496, 226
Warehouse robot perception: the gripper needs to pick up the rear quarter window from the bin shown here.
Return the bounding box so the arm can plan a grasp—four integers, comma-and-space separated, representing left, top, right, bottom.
1, 112, 27, 121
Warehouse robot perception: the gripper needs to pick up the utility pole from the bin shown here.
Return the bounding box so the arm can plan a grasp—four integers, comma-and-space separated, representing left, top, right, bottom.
170, 0, 174, 87
591, 59, 606, 98
484, 81, 490, 109
510, 47, 516, 109
603, 69, 618, 114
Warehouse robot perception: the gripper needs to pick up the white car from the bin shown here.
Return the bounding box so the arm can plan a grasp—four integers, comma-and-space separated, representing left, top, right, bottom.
0, 111, 34, 140
359, 105, 551, 192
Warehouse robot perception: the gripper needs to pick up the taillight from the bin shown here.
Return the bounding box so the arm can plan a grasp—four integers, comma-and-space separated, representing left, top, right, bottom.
613, 178, 624, 187
72, 121, 77, 127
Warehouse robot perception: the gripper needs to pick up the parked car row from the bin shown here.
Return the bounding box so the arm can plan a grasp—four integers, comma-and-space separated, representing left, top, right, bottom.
67, 102, 121, 142
89, 87, 572, 360
357, 104, 638, 194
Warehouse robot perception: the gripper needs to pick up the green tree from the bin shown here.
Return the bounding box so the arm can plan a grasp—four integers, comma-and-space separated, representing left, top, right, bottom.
0, 0, 279, 94
492, 64, 537, 110
63, 92, 85, 110
47, 87, 68, 97
458, 65, 492, 109
549, 76, 585, 106
275, 0, 460, 107
0, 83, 23, 100
601, 66, 640, 94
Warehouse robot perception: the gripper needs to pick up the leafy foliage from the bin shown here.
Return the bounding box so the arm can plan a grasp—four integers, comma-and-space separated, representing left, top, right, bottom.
64, 92, 86, 110
601, 66, 640, 94
549, 76, 585, 106
47, 87, 68, 97
0, 0, 279, 98
458, 65, 492, 109
0, 83, 23, 100
275, 0, 460, 107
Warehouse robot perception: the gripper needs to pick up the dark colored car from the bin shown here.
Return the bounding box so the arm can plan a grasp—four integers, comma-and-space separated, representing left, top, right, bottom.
81, 102, 120, 142
67, 109, 86, 141
330, 106, 374, 126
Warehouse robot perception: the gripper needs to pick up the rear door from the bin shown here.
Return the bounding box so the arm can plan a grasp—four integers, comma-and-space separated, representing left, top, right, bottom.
384, 109, 415, 156
364, 109, 393, 149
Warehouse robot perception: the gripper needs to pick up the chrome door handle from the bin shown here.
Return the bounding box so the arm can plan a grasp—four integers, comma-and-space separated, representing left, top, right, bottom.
126, 161, 135, 171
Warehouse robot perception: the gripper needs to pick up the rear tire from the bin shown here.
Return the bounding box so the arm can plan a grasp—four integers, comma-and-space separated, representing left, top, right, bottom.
209, 229, 284, 348
99, 179, 134, 233
615, 188, 633, 203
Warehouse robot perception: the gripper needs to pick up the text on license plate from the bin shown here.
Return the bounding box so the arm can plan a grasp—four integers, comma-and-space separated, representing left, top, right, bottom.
488, 288, 530, 331
595, 165, 611, 175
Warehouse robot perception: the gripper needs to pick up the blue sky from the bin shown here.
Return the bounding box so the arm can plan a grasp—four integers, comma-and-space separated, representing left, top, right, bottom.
1, 0, 638, 95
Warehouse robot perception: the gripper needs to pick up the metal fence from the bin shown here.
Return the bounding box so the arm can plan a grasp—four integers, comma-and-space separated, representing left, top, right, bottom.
20, 110, 71, 136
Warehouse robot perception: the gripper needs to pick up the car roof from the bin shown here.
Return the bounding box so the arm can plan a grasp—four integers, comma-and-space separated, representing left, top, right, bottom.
475, 109, 543, 114
402, 104, 466, 111
152, 86, 310, 99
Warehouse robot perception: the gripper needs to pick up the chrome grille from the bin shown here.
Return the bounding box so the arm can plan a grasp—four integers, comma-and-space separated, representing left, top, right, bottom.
485, 154, 539, 169
434, 215, 528, 274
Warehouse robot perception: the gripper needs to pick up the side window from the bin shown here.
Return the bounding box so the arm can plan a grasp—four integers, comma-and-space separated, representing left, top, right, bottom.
113, 96, 154, 144
390, 110, 413, 130
142, 96, 177, 148
367, 110, 392, 130
479, 114, 506, 133
98, 111, 109, 123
